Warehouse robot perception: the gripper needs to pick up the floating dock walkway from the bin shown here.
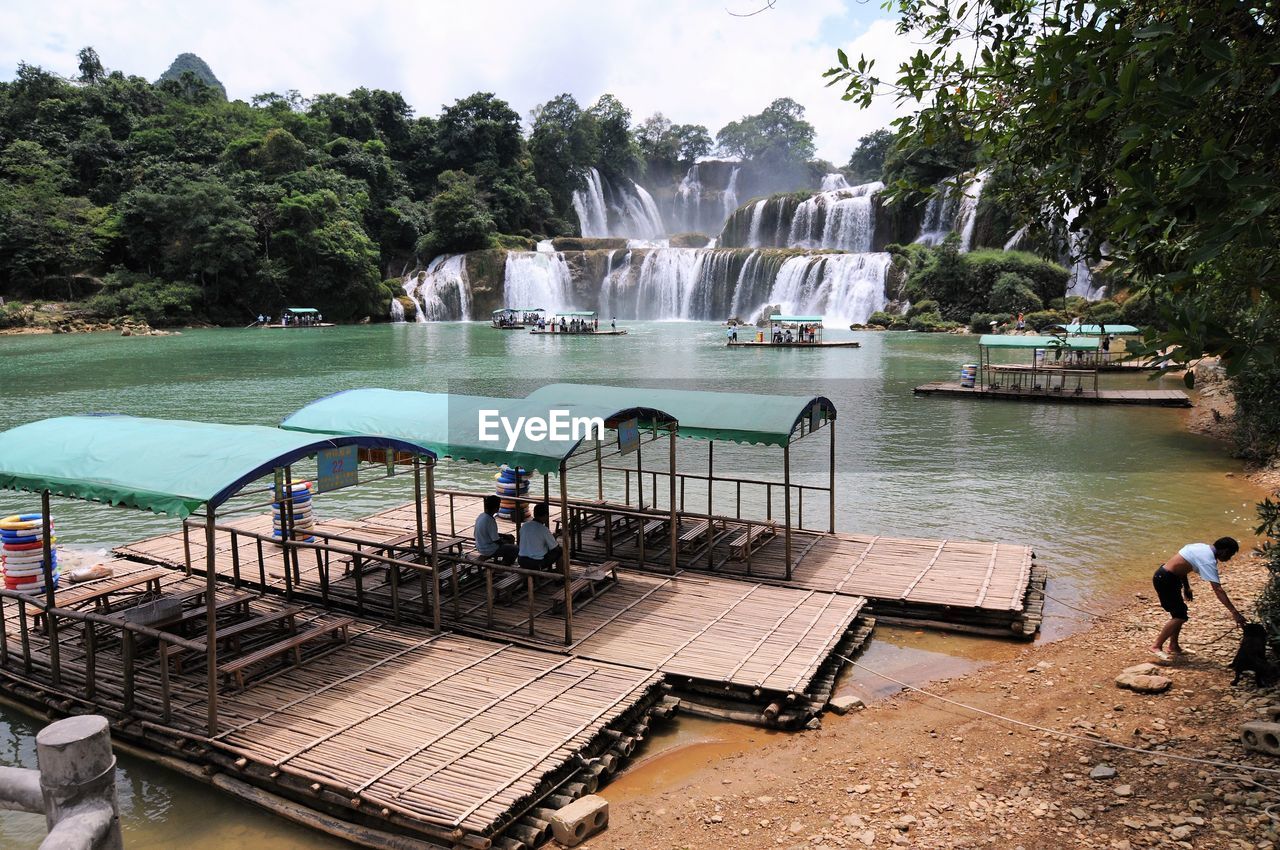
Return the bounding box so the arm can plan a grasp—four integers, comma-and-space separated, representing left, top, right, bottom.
0, 561, 666, 850
913, 381, 1192, 407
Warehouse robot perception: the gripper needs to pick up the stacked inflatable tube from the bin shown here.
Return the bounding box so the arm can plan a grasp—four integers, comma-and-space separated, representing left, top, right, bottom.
1, 513, 58, 593
273, 482, 316, 543
495, 466, 529, 521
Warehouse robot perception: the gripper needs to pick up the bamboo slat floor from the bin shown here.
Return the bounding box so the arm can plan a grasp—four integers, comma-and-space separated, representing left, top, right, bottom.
0, 560, 663, 846
913, 381, 1192, 407
115, 516, 870, 715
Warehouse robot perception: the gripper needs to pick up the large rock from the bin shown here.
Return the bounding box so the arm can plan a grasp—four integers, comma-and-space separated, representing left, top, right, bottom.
551, 237, 628, 252
1115, 672, 1171, 694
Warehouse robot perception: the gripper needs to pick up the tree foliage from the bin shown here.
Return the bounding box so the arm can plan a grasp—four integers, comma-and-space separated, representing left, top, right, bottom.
845, 128, 893, 184
716, 98, 816, 168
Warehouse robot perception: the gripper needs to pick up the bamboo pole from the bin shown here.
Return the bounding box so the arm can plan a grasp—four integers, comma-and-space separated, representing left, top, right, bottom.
595, 439, 604, 502
828, 416, 836, 534
559, 461, 573, 646
706, 441, 715, 570
425, 459, 441, 633
206, 507, 218, 737
40, 490, 59, 686
783, 445, 793, 581
667, 428, 677, 575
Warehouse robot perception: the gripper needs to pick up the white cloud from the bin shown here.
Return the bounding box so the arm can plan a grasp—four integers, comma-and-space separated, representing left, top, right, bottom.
0, 0, 918, 161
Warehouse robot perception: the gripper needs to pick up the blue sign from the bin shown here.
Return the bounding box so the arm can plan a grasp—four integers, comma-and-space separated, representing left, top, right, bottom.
618, 418, 640, 455
317, 446, 359, 493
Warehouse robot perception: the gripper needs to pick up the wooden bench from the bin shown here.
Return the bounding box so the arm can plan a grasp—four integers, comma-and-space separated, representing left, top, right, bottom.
217, 616, 353, 690
490, 568, 524, 603
728, 523, 775, 561
52, 568, 169, 611
169, 606, 302, 673
641, 519, 669, 540
551, 561, 619, 613
152, 591, 257, 632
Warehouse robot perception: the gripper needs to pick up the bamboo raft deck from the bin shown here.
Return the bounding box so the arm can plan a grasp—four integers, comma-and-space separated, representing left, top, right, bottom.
726, 340, 861, 348
913, 381, 1192, 407
528, 330, 628, 336
115, 513, 872, 727
365, 496, 1045, 638
0, 559, 665, 849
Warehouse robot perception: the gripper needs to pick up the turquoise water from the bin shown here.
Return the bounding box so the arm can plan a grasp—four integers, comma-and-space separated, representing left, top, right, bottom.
0, 323, 1262, 846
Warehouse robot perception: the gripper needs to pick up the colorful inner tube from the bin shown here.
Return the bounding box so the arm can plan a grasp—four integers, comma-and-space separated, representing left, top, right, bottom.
0, 514, 44, 531
2, 537, 55, 553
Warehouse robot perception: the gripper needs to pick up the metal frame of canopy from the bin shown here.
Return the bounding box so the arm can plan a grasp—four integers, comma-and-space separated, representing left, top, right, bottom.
977, 334, 1103, 393
524, 384, 838, 582
279, 388, 682, 645
768, 314, 826, 344
0, 414, 436, 737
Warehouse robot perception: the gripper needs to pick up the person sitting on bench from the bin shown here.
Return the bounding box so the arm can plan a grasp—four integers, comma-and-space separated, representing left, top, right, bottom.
518, 503, 562, 572
474, 495, 518, 565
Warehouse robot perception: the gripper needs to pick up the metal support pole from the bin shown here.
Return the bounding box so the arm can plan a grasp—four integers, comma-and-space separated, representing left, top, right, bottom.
40, 491, 59, 686
425, 459, 441, 633
667, 428, 678, 575
783, 445, 793, 581
828, 416, 837, 534
559, 461, 573, 646
205, 509, 218, 737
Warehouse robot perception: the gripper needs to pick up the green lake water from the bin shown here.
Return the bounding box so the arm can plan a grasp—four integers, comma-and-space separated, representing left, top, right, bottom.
0, 323, 1263, 847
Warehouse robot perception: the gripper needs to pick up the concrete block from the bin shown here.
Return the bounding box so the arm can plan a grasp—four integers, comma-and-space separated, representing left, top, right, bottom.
828, 695, 865, 715
1241, 721, 1280, 756
549, 794, 608, 847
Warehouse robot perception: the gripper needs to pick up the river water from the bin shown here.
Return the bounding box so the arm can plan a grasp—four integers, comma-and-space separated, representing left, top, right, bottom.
0, 323, 1263, 847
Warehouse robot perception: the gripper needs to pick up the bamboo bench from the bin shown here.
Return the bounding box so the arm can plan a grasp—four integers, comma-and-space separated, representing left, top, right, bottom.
168, 606, 303, 673
551, 561, 619, 613
153, 591, 257, 631
728, 523, 776, 561
52, 568, 169, 611
217, 616, 354, 690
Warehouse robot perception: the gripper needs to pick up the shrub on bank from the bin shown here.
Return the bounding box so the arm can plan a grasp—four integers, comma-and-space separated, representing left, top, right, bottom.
1085, 300, 1123, 323
970, 312, 1013, 333
908, 311, 959, 332
86, 272, 201, 326
906, 299, 939, 318
1024, 309, 1068, 331
988, 272, 1043, 314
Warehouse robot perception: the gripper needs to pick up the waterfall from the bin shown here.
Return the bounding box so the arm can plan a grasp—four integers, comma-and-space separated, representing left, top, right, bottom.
572, 167, 665, 239
389, 296, 405, 322
403, 255, 470, 322
821, 253, 891, 325
597, 249, 631, 319
503, 251, 575, 312
1062, 207, 1103, 299
786, 181, 882, 251
954, 169, 991, 252
536, 239, 555, 253
1003, 224, 1029, 252
729, 251, 891, 326
722, 167, 741, 220
821, 173, 850, 191
746, 199, 768, 248
571, 168, 609, 237
634, 248, 701, 319
675, 165, 702, 232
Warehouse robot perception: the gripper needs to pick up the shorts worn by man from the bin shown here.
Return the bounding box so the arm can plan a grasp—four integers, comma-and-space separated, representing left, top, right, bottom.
1151, 536, 1247, 659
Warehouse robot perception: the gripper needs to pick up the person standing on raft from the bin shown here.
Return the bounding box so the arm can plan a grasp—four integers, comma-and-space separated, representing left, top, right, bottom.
1151, 536, 1247, 659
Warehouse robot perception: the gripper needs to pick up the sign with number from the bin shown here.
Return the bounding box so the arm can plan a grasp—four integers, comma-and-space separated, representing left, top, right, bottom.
618, 418, 639, 455
317, 446, 359, 493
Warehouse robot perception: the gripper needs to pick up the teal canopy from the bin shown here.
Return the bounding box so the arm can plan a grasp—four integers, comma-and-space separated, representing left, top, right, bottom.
770, 315, 824, 323
525, 384, 834, 447
492, 307, 543, 314
0, 416, 434, 517
285, 307, 319, 313
281, 388, 677, 475
1061, 323, 1140, 335
979, 334, 1100, 351
555, 311, 597, 317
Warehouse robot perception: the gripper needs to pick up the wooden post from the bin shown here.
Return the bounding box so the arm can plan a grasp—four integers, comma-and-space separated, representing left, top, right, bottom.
205, 508, 218, 737
782, 444, 793, 581
595, 439, 604, 501
828, 414, 836, 534
559, 461, 573, 646
424, 458, 441, 633
668, 427, 678, 575
635, 441, 644, 509
40, 491, 59, 687
283, 465, 298, 586
706, 441, 716, 570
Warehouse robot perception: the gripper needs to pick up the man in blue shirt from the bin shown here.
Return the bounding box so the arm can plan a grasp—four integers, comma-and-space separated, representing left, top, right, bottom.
473, 495, 517, 565
1151, 536, 1246, 658
518, 503, 562, 572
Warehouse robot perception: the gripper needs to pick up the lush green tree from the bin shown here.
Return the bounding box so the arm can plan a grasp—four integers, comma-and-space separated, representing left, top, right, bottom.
636, 112, 712, 174
529, 94, 597, 217
435, 92, 524, 181
846, 128, 893, 184
987, 272, 1043, 314
716, 98, 815, 167
587, 94, 639, 177
77, 47, 105, 85
418, 170, 495, 256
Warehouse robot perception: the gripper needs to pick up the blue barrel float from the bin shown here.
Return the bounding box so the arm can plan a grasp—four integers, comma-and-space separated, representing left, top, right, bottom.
959, 364, 978, 388
494, 465, 529, 521
1, 513, 59, 593
273, 482, 316, 543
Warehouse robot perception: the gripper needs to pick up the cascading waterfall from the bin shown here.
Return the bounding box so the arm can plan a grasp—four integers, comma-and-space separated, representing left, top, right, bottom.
503, 251, 575, 313
786, 181, 883, 251
915, 170, 989, 250
821, 173, 850, 191
389, 297, 405, 322
954, 169, 990, 252
571, 169, 609, 237
634, 248, 701, 319
745, 199, 768, 248
1003, 224, 1029, 252
597, 249, 631, 319
739, 252, 891, 326
402, 255, 471, 322
572, 167, 665, 239
721, 167, 740, 220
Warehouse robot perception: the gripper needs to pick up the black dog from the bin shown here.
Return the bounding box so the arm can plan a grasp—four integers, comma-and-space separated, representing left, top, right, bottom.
1231, 623, 1275, 687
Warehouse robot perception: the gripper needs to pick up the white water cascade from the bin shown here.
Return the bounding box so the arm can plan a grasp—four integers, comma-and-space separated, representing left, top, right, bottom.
954, 169, 991, 252
745, 252, 891, 326
1003, 224, 1030, 252
745, 199, 769, 248
634, 248, 702, 319
721, 167, 740, 220
503, 251, 575, 313
821, 173, 850, 191
572, 167, 665, 239
402, 255, 471, 322
787, 181, 883, 251
916, 170, 990, 251
389, 296, 404, 322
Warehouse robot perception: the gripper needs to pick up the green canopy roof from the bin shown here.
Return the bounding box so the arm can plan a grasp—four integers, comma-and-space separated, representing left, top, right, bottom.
284, 307, 319, 313
525, 384, 834, 447
281, 388, 677, 475
0, 416, 433, 518
554, 311, 597, 317
1061, 323, 1140, 335
979, 334, 1100, 351
770, 315, 824, 323
492, 307, 543, 314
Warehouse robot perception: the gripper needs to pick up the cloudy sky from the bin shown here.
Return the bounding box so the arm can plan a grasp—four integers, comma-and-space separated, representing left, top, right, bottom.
0, 0, 917, 162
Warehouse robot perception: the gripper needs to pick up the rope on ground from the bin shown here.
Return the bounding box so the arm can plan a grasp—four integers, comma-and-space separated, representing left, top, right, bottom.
840, 653, 1280, 777
1042, 590, 1240, 647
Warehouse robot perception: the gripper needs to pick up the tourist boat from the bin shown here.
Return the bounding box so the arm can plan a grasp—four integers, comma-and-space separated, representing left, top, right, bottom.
260, 307, 333, 329
490, 306, 543, 330
1044, 323, 1158, 371
528, 311, 627, 335
727, 314, 861, 348
914, 333, 1190, 407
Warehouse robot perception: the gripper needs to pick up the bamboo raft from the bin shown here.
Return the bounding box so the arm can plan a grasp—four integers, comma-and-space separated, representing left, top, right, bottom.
0, 560, 667, 849
726, 340, 861, 348
913, 381, 1192, 407
115, 513, 873, 727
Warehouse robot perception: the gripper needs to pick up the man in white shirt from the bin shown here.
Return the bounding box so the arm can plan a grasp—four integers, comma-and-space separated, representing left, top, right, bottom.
473, 495, 517, 565
1151, 536, 1246, 658
518, 503, 562, 572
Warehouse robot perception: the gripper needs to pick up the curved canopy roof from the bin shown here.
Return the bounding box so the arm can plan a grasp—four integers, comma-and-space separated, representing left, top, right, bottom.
525, 384, 835, 447
0, 415, 434, 517
1060, 323, 1140, 336
979, 334, 1100, 351
281, 388, 677, 475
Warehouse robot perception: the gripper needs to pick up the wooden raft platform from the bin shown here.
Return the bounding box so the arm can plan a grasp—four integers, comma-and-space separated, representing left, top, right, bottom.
913, 381, 1192, 407
0, 560, 665, 848
726, 340, 861, 348
116, 516, 872, 727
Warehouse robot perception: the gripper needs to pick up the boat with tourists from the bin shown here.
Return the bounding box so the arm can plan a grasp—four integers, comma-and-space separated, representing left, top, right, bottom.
528, 311, 627, 336
490, 306, 544, 329
726, 315, 861, 348
258, 307, 332, 329
914, 333, 1190, 406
